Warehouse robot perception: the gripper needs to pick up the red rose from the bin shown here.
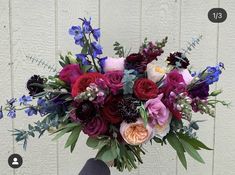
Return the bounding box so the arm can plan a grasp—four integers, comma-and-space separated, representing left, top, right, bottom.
105, 70, 123, 95
59, 64, 82, 85
72, 72, 105, 97
134, 78, 158, 100
101, 95, 122, 124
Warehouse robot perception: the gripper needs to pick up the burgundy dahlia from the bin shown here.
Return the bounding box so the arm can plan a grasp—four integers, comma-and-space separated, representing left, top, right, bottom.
167, 52, 189, 69
125, 53, 148, 73
27, 75, 45, 96
75, 101, 96, 123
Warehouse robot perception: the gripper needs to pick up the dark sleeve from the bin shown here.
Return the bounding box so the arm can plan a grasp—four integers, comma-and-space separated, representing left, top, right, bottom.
79, 158, 111, 175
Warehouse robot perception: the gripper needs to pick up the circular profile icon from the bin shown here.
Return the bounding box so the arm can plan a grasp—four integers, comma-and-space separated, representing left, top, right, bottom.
8, 154, 23, 169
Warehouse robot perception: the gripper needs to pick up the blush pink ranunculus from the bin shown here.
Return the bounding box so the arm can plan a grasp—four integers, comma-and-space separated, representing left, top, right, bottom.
145, 93, 170, 127
178, 69, 194, 85
103, 57, 125, 72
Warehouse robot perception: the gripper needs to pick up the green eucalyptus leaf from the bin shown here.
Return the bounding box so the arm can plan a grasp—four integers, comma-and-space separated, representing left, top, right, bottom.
86, 137, 100, 148
64, 125, 82, 152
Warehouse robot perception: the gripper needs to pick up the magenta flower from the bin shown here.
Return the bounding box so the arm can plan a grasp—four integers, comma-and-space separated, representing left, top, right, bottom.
59, 64, 82, 85
145, 94, 170, 127
105, 70, 124, 95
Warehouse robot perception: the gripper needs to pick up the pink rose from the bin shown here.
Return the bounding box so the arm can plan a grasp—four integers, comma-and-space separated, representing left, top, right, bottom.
178, 69, 194, 85
103, 57, 125, 72
105, 70, 124, 95
59, 64, 82, 85
145, 94, 170, 127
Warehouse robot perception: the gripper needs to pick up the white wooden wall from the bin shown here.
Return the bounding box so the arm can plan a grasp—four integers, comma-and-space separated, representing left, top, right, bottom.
0, 0, 234, 175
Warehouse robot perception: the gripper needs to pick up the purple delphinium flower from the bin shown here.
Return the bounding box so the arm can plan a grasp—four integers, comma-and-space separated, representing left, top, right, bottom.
92, 28, 100, 41
7, 109, 16, 118
91, 42, 103, 58
25, 107, 37, 116
82, 17, 92, 33
69, 26, 84, 46
98, 57, 107, 73
19, 95, 32, 105
7, 98, 16, 107
37, 98, 48, 116
76, 54, 91, 65
0, 106, 3, 119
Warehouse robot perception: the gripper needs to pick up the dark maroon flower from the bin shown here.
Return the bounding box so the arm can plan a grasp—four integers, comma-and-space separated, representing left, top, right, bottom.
83, 116, 108, 137
166, 52, 190, 69
189, 82, 209, 99
74, 101, 96, 123
125, 53, 147, 73
141, 42, 164, 63
101, 95, 122, 124
59, 64, 82, 85
27, 75, 45, 96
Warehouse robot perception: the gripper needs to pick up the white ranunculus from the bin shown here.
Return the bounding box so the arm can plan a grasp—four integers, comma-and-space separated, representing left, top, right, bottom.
147, 63, 166, 83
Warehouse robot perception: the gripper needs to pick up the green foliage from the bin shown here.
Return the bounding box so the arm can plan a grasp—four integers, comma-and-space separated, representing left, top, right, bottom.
113, 41, 124, 57
122, 70, 137, 95
166, 132, 211, 169
138, 103, 148, 127
64, 125, 82, 152
86, 136, 144, 172
182, 35, 203, 54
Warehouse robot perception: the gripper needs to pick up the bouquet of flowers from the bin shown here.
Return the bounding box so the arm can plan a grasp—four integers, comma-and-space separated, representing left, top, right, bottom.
1, 17, 229, 171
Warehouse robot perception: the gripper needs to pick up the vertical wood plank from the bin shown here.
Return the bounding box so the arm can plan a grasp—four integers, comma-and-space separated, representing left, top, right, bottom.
140, 0, 180, 174
57, 1, 99, 174
0, 0, 14, 174
100, 0, 140, 174
178, 0, 218, 174
11, 0, 58, 174
214, 1, 235, 174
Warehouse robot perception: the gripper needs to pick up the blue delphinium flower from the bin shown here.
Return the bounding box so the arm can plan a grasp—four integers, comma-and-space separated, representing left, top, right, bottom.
82, 17, 92, 33
76, 54, 91, 65
0, 106, 3, 119
92, 28, 100, 41
69, 26, 84, 46
98, 57, 107, 73
25, 107, 37, 116
200, 62, 224, 85
91, 42, 103, 58
37, 98, 48, 116
19, 95, 32, 105
7, 109, 16, 118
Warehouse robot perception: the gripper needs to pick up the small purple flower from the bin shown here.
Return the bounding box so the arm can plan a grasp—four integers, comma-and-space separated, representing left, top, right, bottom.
25, 107, 37, 116
7, 109, 16, 118
19, 95, 32, 105
0, 106, 3, 119
92, 28, 100, 41
91, 42, 103, 58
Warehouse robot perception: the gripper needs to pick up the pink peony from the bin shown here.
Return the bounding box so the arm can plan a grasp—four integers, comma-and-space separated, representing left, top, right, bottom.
145, 94, 170, 127
105, 70, 124, 94
59, 64, 82, 85
103, 57, 125, 72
